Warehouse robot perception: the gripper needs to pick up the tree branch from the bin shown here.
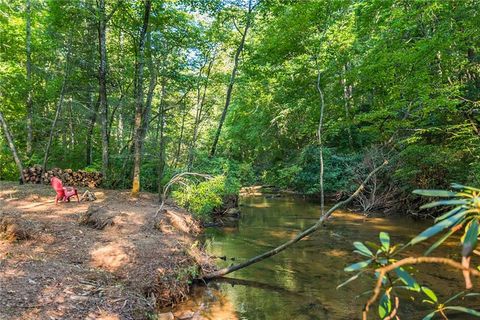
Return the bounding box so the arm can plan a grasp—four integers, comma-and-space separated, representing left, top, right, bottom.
232, 19, 244, 36
106, 0, 122, 22
362, 256, 480, 320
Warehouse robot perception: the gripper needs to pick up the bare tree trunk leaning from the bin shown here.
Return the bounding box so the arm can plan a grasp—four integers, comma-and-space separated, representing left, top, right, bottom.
209, 0, 253, 157
26, 0, 33, 155
201, 160, 388, 280
131, 0, 152, 195
0, 111, 25, 183
316, 70, 325, 215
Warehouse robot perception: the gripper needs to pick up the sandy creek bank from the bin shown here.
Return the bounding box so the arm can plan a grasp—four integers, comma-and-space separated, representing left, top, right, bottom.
0, 181, 214, 320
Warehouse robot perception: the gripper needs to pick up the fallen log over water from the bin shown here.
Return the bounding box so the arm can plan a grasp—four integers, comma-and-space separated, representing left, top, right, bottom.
201, 160, 388, 279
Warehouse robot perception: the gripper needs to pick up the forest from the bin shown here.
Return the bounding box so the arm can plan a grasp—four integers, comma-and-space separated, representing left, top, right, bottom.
1, 0, 480, 319
1, 0, 478, 207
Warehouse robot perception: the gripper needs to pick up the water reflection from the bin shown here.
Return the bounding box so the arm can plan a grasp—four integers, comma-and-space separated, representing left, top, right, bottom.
173, 196, 480, 319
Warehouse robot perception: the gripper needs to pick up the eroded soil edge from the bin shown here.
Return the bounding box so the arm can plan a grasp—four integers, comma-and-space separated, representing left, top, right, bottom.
0, 182, 213, 320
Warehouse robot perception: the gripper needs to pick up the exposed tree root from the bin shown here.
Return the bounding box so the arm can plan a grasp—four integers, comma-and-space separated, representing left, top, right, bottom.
0, 213, 32, 242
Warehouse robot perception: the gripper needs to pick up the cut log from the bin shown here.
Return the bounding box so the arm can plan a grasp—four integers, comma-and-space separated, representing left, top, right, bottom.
80, 190, 97, 202
22, 165, 103, 188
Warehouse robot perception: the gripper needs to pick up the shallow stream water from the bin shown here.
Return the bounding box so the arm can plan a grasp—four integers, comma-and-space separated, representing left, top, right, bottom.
172, 196, 479, 319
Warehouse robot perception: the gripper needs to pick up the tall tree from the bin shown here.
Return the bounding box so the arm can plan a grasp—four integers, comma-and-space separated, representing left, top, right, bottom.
93, 0, 122, 180
0, 111, 25, 182
316, 68, 325, 215
188, 50, 216, 169
42, 44, 70, 171
141, 31, 157, 144
209, 0, 254, 157
97, 0, 109, 181
85, 90, 99, 166
156, 82, 167, 195
25, 0, 33, 155
131, 0, 152, 195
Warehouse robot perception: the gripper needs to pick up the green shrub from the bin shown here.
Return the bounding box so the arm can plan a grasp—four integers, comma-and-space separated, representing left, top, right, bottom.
193, 154, 257, 186
264, 145, 360, 195
172, 175, 240, 221
0, 155, 17, 181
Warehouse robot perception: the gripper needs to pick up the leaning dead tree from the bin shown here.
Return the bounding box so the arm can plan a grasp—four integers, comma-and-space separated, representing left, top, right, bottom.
0, 111, 25, 183
202, 160, 388, 279
316, 68, 325, 215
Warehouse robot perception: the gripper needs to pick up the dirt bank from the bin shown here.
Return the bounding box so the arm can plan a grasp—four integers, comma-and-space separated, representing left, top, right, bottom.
0, 181, 213, 320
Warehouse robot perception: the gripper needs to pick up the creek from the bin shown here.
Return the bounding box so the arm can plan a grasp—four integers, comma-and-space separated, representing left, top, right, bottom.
172, 195, 478, 319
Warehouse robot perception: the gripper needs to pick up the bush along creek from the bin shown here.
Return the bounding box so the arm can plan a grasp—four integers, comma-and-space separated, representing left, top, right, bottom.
172, 175, 242, 227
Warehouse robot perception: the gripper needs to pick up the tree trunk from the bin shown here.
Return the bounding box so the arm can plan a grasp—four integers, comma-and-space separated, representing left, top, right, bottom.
118, 112, 125, 144
316, 70, 325, 215
86, 92, 100, 166
68, 99, 75, 148
188, 53, 215, 169
209, 0, 253, 157
140, 31, 157, 143
42, 58, 69, 172
26, 0, 33, 155
157, 84, 167, 196
98, 0, 109, 181
172, 105, 186, 169
131, 0, 152, 195
0, 111, 25, 182
61, 116, 67, 161
342, 63, 353, 148
155, 80, 166, 143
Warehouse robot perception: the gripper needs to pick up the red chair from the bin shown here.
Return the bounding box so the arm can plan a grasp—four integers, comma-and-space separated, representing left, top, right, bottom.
51, 177, 79, 205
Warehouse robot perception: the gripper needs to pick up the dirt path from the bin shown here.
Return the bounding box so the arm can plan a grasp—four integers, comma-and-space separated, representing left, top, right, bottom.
0, 182, 212, 320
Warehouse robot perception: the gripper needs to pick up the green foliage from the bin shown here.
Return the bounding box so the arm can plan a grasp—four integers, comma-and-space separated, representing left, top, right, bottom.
421, 292, 480, 320
411, 184, 480, 255
0, 151, 17, 181
193, 155, 257, 186
342, 184, 480, 319
172, 175, 240, 221
264, 145, 360, 195
221, 0, 480, 207
83, 161, 102, 173
175, 264, 199, 282
1, 0, 479, 209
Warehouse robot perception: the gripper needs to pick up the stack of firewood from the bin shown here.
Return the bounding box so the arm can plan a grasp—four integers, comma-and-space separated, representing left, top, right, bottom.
21, 165, 103, 188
